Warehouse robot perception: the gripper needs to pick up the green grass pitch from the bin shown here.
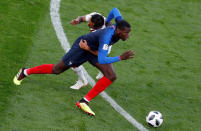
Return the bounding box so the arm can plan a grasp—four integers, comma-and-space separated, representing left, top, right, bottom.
0, 0, 200, 130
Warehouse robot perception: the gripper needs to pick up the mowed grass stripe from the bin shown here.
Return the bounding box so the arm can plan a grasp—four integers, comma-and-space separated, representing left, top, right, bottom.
0, 0, 49, 126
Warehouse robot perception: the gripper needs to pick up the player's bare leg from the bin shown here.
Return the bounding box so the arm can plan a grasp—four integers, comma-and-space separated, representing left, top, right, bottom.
96, 45, 112, 80
13, 61, 69, 85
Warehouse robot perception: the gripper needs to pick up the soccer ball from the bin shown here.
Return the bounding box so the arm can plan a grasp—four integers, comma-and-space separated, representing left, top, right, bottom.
146, 111, 163, 127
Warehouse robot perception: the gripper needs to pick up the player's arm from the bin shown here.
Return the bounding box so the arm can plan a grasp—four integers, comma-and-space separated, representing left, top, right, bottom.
79, 40, 98, 56
98, 29, 120, 64
70, 12, 98, 25
98, 44, 134, 64
106, 8, 124, 25
70, 16, 86, 25
79, 40, 112, 56
98, 44, 119, 64
98, 29, 134, 64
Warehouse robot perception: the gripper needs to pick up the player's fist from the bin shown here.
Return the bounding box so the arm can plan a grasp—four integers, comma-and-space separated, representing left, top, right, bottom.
120, 50, 135, 60
70, 16, 82, 25
70, 18, 80, 25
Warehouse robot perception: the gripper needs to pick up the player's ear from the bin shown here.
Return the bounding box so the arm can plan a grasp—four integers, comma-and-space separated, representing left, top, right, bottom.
116, 28, 121, 34
91, 22, 95, 27
88, 20, 94, 28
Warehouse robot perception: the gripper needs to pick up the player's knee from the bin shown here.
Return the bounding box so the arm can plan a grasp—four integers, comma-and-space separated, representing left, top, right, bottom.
108, 74, 117, 82
52, 67, 62, 75
111, 75, 117, 81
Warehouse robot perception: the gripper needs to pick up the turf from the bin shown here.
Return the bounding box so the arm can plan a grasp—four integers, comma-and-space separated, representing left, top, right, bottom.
0, 0, 201, 130
0, 0, 50, 128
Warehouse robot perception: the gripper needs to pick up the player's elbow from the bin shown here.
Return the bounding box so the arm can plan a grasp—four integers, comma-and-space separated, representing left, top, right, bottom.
112, 7, 120, 14
112, 7, 118, 11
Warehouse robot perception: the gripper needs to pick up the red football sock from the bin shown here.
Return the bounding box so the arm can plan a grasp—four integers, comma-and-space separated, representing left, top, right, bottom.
84, 76, 112, 102
26, 64, 54, 75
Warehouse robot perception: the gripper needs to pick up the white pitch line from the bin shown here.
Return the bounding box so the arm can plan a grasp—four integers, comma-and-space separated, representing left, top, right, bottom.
50, 0, 148, 131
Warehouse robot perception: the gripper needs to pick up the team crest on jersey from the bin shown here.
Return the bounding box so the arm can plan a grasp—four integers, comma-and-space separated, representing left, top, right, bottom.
103, 44, 108, 50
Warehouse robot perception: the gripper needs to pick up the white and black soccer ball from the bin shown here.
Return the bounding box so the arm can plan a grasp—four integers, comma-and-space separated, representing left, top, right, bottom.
146, 111, 163, 127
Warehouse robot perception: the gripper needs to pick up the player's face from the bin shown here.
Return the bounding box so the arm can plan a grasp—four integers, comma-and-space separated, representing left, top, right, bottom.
118, 28, 131, 41
88, 19, 94, 28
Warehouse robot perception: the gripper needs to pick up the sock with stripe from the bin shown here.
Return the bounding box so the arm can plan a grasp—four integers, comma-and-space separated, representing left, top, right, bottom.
24, 64, 55, 75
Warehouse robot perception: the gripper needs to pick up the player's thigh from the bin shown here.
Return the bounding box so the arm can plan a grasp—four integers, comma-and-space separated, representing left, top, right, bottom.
94, 63, 117, 81
87, 53, 116, 81
94, 63, 115, 76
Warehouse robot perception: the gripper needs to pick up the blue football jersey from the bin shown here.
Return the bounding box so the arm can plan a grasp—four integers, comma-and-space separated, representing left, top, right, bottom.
81, 8, 124, 64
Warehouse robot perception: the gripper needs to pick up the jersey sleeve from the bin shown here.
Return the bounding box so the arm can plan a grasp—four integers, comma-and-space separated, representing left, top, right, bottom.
98, 28, 120, 64
106, 8, 124, 24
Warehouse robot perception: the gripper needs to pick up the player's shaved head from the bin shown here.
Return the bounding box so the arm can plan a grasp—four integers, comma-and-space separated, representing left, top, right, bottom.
116, 20, 131, 30
116, 20, 131, 41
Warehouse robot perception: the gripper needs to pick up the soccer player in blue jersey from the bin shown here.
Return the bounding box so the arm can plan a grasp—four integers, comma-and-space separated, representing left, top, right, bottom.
13, 8, 135, 116
69, 12, 111, 90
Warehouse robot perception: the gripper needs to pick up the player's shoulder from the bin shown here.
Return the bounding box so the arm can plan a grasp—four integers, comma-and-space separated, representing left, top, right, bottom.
97, 25, 115, 39
90, 25, 115, 36
105, 25, 116, 32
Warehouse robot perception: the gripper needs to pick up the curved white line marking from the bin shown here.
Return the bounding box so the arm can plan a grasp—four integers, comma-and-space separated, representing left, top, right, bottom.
50, 0, 148, 131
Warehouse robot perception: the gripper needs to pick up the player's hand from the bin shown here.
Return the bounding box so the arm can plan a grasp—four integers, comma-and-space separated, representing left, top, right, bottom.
120, 50, 135, 60
70, 19, 80, 25
70, 16, 81, 25
79, 39, 90, 51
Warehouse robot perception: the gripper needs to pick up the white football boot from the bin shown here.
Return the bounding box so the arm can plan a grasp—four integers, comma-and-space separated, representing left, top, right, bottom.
70, 67, 88, 90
